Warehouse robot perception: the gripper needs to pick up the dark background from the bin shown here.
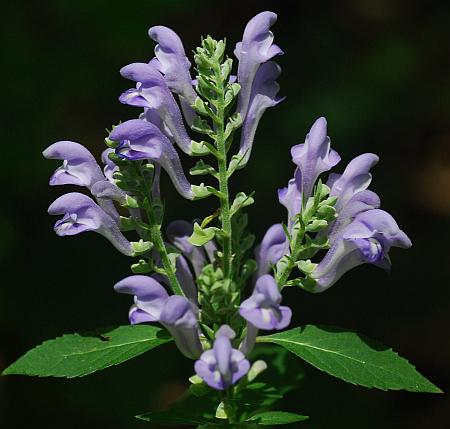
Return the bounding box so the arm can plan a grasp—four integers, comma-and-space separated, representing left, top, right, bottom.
1, 0, 449, 427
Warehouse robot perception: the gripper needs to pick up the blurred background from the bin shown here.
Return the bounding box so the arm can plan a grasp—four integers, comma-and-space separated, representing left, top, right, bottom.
1, 0, 449, 427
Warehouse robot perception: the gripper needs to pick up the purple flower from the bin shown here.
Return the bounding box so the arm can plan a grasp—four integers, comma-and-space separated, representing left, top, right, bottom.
174, 255, 198, 305
240, 275, 291, 330
110, 119, 194, 199
48, 192, 133, 256
237, 61, 284, 168
235, 11, 283, 119
43, 141, 104, 188
167, 220, 207, 277
328, 153, 379, 212
101, 148, 118, 183
326, 190, 380, 244
291, 117, 341, 200
255, 223, 287, 277
114, 275, 169, 324
159, 295, 203, 359
195, 325, 250, 390
115, 276, 202, 358
148, 25, 197, 125
119, 63, 192, 155
278, 167, 302, 227
310, 209, 412, 292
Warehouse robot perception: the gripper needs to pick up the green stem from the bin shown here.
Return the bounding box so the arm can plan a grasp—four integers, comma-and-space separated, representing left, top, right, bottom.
276, 224, 305, 288
214, 66, 233, 280
136, 164, 185, 297
143, 199, 185, 297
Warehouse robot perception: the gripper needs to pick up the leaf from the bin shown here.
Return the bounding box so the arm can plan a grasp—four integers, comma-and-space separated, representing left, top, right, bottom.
257, 325, 442, 393
189, 223, 217, 246
247, 411, 309, 425
3, 325, 171, 378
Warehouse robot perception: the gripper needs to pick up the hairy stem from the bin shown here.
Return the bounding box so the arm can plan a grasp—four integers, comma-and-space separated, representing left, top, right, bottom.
143, 199, 185, 297
276, 224, 306, 288
137, 164, 184, 297
214, 65, 233, 280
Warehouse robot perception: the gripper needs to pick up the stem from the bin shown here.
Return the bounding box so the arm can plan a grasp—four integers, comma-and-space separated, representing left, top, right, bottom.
276, 224, 305, 288
143, 198, 185, 297
136, 163, 185, 297
214, 66, 233, 279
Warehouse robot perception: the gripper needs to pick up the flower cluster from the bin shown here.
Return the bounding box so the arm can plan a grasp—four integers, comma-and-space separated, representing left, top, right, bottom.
43, 11, 410, 397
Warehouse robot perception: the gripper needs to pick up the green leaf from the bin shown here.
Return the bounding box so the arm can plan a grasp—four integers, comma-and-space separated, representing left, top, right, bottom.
189, 223, 217, 246
2, 325, 171, 378
247, 411, 309, 425
230, 192, 255, 217
257, 325, 442, 393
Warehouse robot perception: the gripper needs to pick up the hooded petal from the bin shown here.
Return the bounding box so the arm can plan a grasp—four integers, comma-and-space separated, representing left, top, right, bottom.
235, 11, 283, 119
326, 190, 380, 243
329, 153, 379, 212
110, 119, 194, 199
43, 141, 104, 188
278, 167, 302, 226
195, 325, 250, 390
159, 295, 203, 359
237, 61, 284, 168
114, 275, 169, 322
148, 25, 197, 125
120, 63, 192, 155
48, 192, 133, 255
255, 223, 287, 277
239, 275, 292, 330
311, 209, 412, 292
291, 117, 341, 200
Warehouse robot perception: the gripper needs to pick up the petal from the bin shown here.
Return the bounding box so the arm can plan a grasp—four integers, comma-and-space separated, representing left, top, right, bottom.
235, 11, 282, 119
148, 26, 197, 104
111, 120, 194, 199
194, 359, 223, 390
214, 336, 233, 382
326, 189, 380, 243
160, 295, 202, 359
114, 274, 169, 321
255, 223, 287, 277
237, 61, 284, 168
48, 192, 133, 256
129, 306, 159, 324
330, 153, 379, 211
255, 274, 282, 305
175, 255, 198, 304
291, 117, 341, 199
43, 141, 104, 188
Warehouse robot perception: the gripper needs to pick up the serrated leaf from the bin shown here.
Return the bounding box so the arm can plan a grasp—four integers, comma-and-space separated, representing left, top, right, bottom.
3, 325, 171, 378
257, 325, 442, 393
247, 411, 309, 425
